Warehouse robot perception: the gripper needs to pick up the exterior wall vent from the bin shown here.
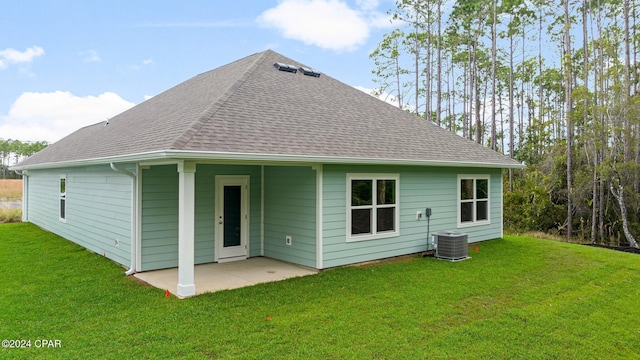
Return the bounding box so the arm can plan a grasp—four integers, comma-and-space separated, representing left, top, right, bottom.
299, 67, 321, 77
434, 231, 469, 261
274, 62, 298, 73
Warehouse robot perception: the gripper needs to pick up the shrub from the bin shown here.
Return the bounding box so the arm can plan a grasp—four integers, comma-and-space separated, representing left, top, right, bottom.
0, 208, 21, 223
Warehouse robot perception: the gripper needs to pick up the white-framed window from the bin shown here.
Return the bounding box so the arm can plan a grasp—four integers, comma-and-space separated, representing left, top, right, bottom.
347, 174, 399, 241
458, 174, 490, 227
59, 176, 66, 222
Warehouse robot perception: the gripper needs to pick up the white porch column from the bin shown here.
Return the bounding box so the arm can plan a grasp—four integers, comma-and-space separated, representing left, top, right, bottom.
177, 161, 196, 297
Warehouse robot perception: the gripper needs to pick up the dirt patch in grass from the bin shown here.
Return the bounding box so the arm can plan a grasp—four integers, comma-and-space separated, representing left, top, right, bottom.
351, 253, 420, 268
126, 274, 154, 288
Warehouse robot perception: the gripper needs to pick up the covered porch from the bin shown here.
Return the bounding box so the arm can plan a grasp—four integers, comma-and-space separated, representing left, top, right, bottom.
134, 257, 317, 298
138, 161, 321, 297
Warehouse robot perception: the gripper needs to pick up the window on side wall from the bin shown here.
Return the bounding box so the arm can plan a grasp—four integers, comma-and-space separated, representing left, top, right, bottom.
59, 176, 66, 222
347, 174, 399, 241
458, 175, 490, 227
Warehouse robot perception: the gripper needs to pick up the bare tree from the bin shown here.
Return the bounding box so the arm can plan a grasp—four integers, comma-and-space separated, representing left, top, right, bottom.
563, 0, 574, 239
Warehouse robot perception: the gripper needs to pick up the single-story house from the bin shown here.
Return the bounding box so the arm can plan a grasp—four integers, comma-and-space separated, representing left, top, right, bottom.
12, 50, 523, 297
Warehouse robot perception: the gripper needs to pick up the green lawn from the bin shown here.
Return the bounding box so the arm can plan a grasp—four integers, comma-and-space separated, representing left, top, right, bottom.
1, 223, 639, 359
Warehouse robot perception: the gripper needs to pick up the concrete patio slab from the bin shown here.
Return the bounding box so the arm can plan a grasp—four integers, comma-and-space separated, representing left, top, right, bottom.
133, 257, 317, 297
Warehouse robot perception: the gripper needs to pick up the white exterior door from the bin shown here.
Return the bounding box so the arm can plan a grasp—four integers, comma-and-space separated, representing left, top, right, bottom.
215, 176, 249, 262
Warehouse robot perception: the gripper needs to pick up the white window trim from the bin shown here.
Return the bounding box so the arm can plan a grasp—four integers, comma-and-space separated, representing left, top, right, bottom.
59, 175, 67, 223
346, 173, 400, 242
457, 174, 490, 228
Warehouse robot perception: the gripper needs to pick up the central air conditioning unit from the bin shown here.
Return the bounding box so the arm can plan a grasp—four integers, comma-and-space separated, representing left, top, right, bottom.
433, 231, 469, 261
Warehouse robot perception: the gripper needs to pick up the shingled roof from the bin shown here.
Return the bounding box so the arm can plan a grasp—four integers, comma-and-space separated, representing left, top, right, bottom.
14, 50, 522, 169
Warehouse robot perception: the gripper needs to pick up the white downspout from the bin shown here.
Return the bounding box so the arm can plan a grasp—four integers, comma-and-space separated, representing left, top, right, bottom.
312, 165, 323, 269
14, 170, 28, 222
110, 163, 137, 276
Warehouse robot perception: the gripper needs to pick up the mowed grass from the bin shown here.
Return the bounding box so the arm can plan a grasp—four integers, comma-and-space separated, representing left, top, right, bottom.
1, 223, 639, 359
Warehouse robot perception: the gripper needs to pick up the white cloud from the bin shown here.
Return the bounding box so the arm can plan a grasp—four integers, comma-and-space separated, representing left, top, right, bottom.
257, 0, 391, 51
367, 11, 395, 28
0, 46, 45, 69
356, 0, 379, 11
355, 85, 403, 108
0, 91, 135, 142
80, 50, 101, 62
124, 59, 153, 72
18, 67, 37, 78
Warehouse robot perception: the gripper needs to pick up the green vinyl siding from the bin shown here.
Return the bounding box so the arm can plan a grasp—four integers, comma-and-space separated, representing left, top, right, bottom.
26, 165, 133, 266
194, 164, 262, 262
140, 165, 179, 271
263, 166, 316, 268
23, 160, 504, 272
194, 166, 215, 265
322, 165, 503, 268
152, 164, 311, 268
140, 164, 262, 271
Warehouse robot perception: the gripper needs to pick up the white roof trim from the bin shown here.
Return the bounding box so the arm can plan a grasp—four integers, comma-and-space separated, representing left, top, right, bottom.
11, 150, 525, 170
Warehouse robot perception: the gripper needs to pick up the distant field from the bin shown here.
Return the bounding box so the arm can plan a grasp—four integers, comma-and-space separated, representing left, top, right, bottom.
0, 179, 22, 200
0, 180, 21, 223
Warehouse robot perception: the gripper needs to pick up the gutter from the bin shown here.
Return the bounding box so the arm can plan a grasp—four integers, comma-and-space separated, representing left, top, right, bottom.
12, 149, 526, 171
110, 163, 138, 276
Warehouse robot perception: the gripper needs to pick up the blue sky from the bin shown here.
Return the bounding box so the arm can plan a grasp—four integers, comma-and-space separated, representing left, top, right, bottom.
1, 0, 397, 142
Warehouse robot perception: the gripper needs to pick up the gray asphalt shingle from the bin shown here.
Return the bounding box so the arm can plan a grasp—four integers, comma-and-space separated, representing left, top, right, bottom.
16, 50, 521, 168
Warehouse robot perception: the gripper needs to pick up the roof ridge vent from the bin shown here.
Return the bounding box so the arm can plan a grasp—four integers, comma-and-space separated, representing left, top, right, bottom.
299, 67, 321, 78
274, 62, 298, 73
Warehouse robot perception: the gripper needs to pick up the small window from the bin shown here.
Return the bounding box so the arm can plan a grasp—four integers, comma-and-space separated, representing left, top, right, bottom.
347, 174, 399, 241
59, 176, 66, 222
458, 175, 490, 227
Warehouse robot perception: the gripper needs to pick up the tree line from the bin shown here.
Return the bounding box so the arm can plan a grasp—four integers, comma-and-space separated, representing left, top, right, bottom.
0, 139, 48, 179
372, 0, 640, 247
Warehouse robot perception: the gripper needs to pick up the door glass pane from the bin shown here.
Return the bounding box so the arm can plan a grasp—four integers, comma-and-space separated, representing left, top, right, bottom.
376, 207, 395, 232
351, 180, 372, 206
223, 186, 241, 247
377, 180, 395, 205
351, 208, 372, 235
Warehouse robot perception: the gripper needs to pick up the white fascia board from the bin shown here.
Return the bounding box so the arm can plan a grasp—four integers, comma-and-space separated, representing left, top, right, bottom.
11, 149, 525, 170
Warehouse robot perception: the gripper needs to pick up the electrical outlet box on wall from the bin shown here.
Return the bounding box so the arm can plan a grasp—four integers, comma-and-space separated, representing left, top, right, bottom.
285, 235, 292, 246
